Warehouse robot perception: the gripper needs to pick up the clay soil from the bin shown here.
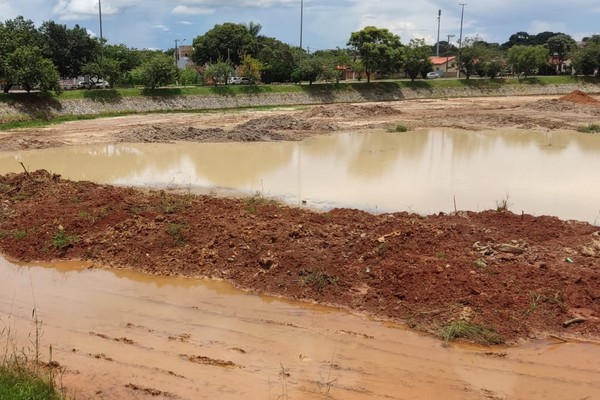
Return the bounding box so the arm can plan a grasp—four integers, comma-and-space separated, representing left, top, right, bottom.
1, 93, 600, 343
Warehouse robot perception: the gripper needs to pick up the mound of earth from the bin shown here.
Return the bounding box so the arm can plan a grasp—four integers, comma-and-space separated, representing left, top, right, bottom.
302, 104, 403, 119
235, 114, 337, 132
1, 170, 599, 343
559, 90, 600, 105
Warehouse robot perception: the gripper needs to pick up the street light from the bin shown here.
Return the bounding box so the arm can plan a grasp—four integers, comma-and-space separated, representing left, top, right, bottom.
299, 0, 304, 50
436, 10, 441, 57
98, 0, 103, 61
446, 34, 455, 74
457, 3, 466, 78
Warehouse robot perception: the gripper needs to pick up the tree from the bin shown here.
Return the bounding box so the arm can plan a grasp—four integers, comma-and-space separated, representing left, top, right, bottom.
137, 54, 178, 89
180, 69, 200, 86
502, 31, 531, 49
402, 39, 432, 81
191, 23, 259, 66
347, 26, 402, 83
292, 55, 323, 85
39, 21, 99, 78
238, 54, 262, 81
256, 37, 297, 83
0, 16, 42, 92
204, 61, 235, 86
546, 34, 576, 74
5, 46, 60, 93
507, 45, 549, 77
457, 37, 489, 79
571, 42, 600, 76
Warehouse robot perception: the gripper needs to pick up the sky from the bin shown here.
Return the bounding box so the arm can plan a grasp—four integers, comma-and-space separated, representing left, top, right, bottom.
1, 0, 600, 51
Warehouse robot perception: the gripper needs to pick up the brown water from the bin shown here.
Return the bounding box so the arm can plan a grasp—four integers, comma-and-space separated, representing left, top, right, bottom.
1, 129, 599, 222
1, 257, 599, 400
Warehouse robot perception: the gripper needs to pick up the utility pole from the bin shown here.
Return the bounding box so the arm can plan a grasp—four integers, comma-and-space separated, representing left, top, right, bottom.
446, 34, 455, 74
98, 0, 103, 62
300, 0, 304, 50
457, 3, 466, 78
436, 9, 441, 57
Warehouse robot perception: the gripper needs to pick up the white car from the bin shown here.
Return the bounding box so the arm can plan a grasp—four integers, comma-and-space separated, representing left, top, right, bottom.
228, 76, 255, 85
77, 79, 109, 89
427, 72, 440, 79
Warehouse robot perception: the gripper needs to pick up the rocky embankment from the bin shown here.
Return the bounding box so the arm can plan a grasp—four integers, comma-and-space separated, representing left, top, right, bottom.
1, 82, 600, 122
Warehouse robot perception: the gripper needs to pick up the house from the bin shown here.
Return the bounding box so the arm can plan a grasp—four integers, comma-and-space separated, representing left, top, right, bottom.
177, 45, 194, 69
429, 56, 457, 77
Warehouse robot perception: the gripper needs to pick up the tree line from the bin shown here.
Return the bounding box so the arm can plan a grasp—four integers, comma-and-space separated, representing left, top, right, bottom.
2, 15, 600, 94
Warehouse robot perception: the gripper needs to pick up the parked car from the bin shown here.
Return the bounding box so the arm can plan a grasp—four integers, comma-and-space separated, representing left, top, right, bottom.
426, 72, 440, 79
77, 79, 109, 89
228, 76, 255, 85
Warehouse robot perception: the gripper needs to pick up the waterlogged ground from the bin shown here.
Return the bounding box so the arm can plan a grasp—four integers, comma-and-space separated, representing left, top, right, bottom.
2, 258, 600, 400
1, 92, 600, 398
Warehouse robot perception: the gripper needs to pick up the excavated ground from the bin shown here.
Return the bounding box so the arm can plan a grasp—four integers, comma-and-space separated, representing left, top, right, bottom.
1, 93, 600, 343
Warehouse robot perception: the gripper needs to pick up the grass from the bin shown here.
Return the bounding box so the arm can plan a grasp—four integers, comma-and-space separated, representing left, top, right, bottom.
300, 270, 339, 292
391, 124, 408, 132
167, 224, 186, 246
440, 320, 504, 345
1, 310, 67, 400
577, 123, 600, 133
244, 191, 270, 214
52, 230, 78, 249
495, 194, 511, 212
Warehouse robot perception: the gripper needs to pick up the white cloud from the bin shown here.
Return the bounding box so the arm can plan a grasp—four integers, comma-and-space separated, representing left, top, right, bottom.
178, 20, 193, 25
529, 20, 568, 35
174, 0, 296, 7
53, 0, 120, 20
171, 5, 214, 15
153, 24, 170, 32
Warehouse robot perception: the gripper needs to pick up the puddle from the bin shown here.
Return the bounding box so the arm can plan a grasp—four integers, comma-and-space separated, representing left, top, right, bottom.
1, 257, 599, 400
1, 129, 600, 222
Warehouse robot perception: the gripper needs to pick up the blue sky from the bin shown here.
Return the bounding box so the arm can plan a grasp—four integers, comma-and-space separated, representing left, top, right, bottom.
2, 0, 599, 51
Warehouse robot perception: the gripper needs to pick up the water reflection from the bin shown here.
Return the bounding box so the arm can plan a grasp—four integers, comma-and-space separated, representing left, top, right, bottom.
1, 129, 599, 222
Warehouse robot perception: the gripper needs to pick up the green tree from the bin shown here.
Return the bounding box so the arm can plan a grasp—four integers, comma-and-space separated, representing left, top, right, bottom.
204, 61, 235, 86
402, 39, 432, 81
137, 54, 178, 89
347, 26, 402, 83
39, 21, 99, 78
502, 31, 531, 49
507, 45, 549, 77
546, 34, 576, 74
256, 37, 297, 83
456, 37, 490, 79
192, 23, 259, 66
238, 54, 262, 81
292, 55, 323, 85
5, 46, 60, 93
571, 42, 600, 76
180, 68, 200, 86
0, 16, 42, 92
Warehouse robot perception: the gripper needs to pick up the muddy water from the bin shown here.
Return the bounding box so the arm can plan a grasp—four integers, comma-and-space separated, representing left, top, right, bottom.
1, 129, 600, 222
1, 257, 599, 400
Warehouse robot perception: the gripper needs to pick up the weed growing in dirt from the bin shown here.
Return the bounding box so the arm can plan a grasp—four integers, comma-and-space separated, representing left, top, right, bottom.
300, 270, 339, 292
11, 194, 30, 202
577, 123, 600, 133
375, 241, 389, 256
52, 230, 77, 249
392, 124, 408, 132
167, 224, 186, 246
495, 194, 511, 212
245, 191, 270, 214
440, 320, 504, 345
1, 311, 67, 400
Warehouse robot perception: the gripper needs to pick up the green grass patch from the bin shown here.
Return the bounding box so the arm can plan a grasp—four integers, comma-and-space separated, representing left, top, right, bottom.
0, 359, 63, 400
52, 230, 78, 249
440, 320, 504, 345
392, 124, 408, 132
300, 270, 339, 292
577, 123, 600, 133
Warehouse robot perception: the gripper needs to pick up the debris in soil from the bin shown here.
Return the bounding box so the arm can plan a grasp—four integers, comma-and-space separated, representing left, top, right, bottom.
180, 354, 240, 368
301, 104, 403, 118
0, 170, 599, 343
125, 383, 178, 398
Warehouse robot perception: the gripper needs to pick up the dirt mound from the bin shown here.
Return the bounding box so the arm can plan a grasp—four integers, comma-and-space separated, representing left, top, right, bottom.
521, 98, 600, 116
235, 114, 337, 132
303, 104, 402, 119
559, 90, 600, 105
1, 171, 599, 343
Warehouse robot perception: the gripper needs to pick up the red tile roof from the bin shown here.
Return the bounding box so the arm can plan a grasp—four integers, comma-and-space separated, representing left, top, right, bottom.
429, 56, 456, 65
